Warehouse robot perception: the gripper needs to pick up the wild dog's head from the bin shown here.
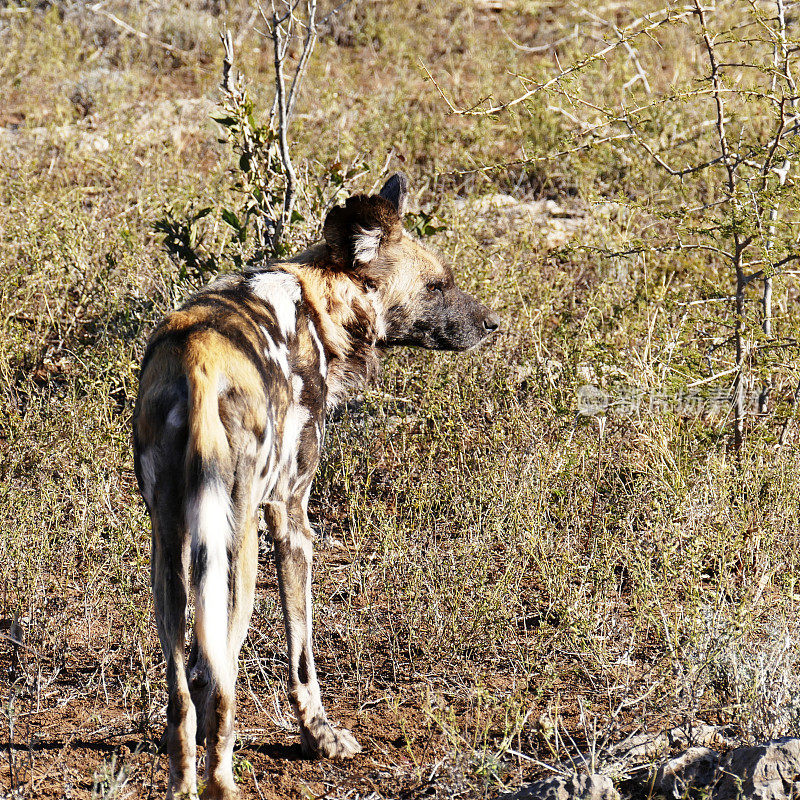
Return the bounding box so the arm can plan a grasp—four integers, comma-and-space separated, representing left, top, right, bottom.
323, 173, 500, 351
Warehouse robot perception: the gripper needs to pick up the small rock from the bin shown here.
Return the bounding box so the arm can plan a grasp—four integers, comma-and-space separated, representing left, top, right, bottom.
69, 83, 94, 117
610, 731, 667, 762
544, 199, 569, 217
132, 97, 219, 147
655, 746, 719, 799
502, 774, 619, 800
465, 193, 520, 212
670, 724, 737, 752
77, 134, 110, 154
610, 724, 735, 765
714, 738, 800, 800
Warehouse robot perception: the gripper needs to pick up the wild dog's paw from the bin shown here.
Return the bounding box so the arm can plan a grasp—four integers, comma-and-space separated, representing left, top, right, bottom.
166, 785, 199, 800
300, 720, 362, 760
199, 777, 239, 800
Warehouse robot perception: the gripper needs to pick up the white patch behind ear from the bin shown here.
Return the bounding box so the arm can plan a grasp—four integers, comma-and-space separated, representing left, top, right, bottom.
353, 226, 382, 264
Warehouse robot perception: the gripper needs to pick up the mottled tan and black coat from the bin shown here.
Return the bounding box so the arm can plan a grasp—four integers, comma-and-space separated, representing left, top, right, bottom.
133, 174, 499, 799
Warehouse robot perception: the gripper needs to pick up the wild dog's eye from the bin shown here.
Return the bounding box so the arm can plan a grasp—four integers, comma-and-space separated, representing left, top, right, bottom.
363, 278, 378, 292
427, 282, 445, 298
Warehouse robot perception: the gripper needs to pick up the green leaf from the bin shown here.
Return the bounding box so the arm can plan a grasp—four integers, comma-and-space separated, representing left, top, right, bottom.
221, 208, 242, 231
191, 207, 213, 222
406, 211, 447, 237
211, 115, 238, 127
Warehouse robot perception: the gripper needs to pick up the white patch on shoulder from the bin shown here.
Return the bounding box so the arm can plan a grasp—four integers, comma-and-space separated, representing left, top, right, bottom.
248, 271, 301, 337
353, 227, 382, 264
282, 404, 309, 459
261, 325, 291, 379
266, 339, 291, 379
276, 404, 310, 494
252, 420, 275, 508
307, 319, 327, 378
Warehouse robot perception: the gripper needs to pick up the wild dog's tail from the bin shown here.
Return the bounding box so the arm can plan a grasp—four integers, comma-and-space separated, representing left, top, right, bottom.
185, 359, 233, 688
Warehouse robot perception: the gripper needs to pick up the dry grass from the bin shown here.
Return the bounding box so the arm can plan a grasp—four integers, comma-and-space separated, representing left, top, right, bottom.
1, 1, 800, 798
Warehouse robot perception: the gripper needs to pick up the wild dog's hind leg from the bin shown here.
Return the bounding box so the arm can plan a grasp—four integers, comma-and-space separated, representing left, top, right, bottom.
198, 514, 258, 800
152, 522, 198, 799
266, 500, 361, 759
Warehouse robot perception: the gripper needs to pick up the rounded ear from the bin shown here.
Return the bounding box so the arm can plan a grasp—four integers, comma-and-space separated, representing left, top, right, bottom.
323, 194, 402, 268
322, 204, 354, 266
379, 172, 409, 216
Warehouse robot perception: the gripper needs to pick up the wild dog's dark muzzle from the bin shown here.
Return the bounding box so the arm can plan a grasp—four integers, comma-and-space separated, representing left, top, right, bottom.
441, 289, 500, 351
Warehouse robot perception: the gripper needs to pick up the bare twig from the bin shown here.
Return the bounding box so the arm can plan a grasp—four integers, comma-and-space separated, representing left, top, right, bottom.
270, 3, 296, 250
265, 0, 317, 251
218, 1, 319, 257
286, 0, 318, 120
495, 19, 580, 53
88, 3, 192, 57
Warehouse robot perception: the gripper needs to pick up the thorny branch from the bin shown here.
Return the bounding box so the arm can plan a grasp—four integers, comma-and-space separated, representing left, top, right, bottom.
693, 0, 749, 455
424, 4, 695, 115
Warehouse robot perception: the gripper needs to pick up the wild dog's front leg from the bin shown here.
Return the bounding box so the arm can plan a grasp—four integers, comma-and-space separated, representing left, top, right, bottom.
265, 500, 361, 759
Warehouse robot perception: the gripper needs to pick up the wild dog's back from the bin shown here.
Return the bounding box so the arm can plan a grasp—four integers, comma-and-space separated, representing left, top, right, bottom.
133, 273, 326, 513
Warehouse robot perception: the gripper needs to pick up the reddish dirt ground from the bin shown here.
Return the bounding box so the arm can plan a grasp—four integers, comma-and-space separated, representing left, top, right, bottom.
0, 540, 473, 800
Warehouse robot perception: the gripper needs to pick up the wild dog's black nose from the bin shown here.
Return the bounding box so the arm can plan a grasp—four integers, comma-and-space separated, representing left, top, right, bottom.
483, 312, 501, 333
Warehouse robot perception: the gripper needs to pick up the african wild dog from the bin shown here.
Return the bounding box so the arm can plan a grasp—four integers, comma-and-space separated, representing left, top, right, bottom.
133, 173, 500, 799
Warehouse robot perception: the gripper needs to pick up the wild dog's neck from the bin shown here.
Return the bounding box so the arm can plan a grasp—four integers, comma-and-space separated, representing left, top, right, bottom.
281, 257, 383, 410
